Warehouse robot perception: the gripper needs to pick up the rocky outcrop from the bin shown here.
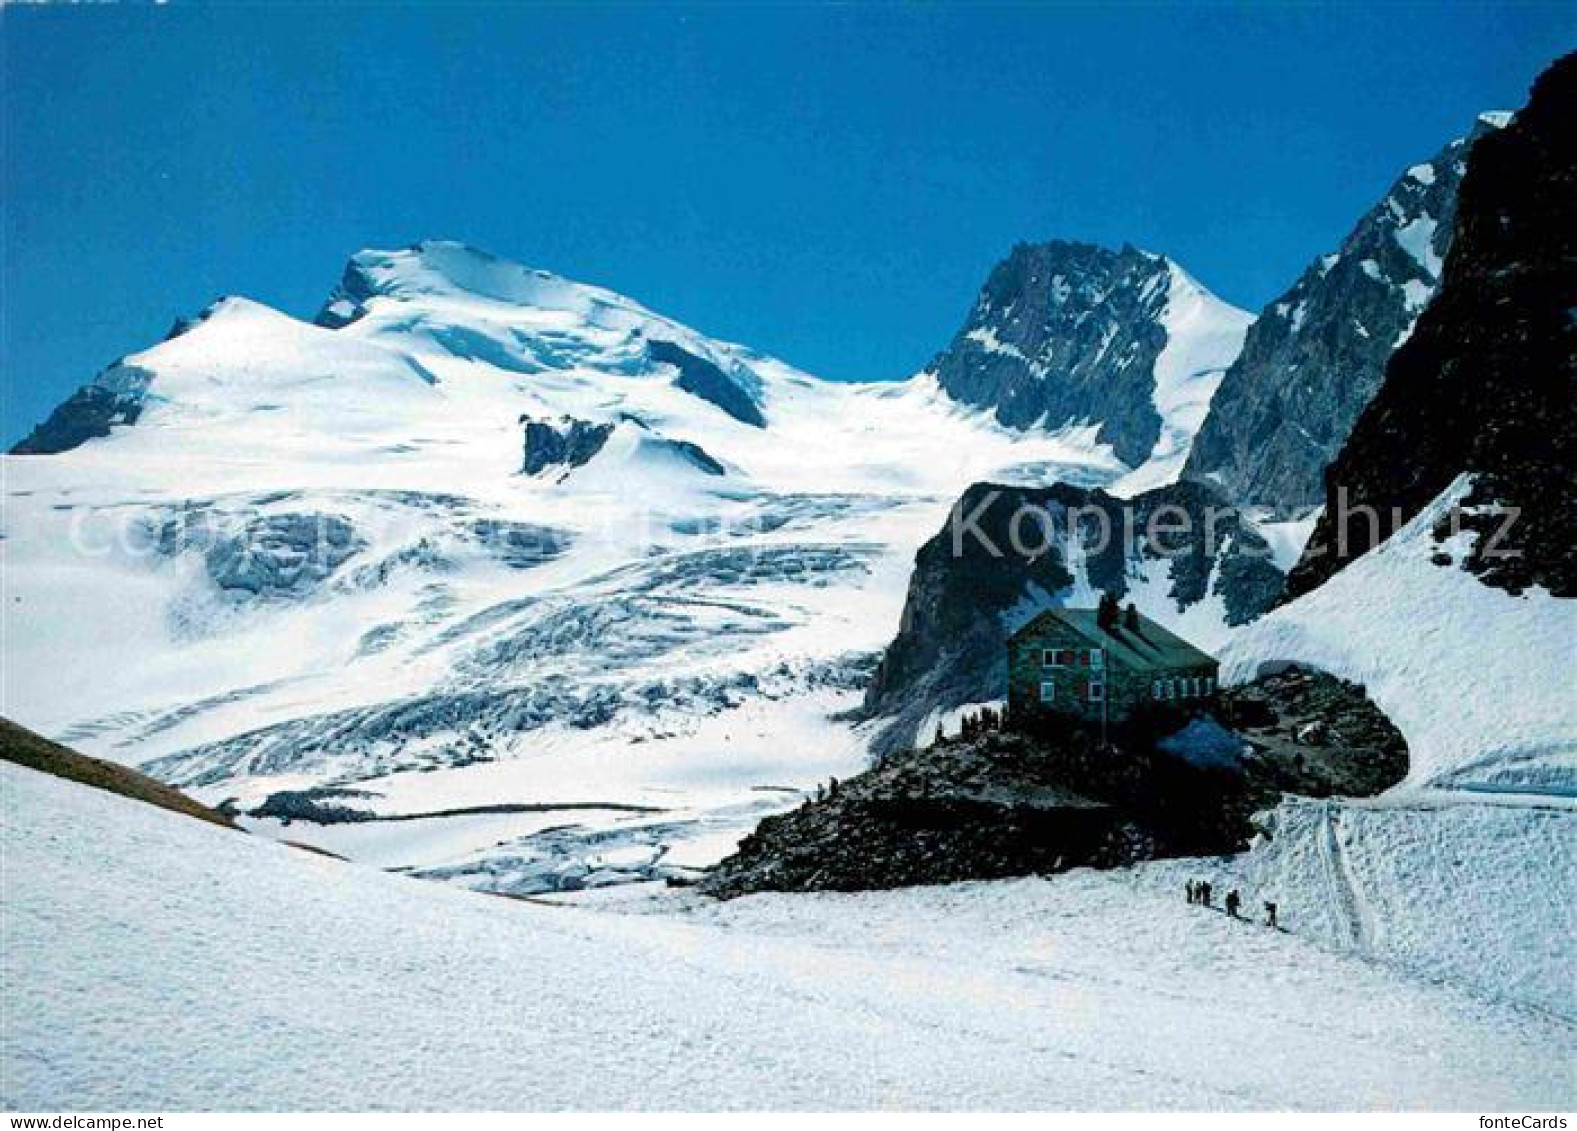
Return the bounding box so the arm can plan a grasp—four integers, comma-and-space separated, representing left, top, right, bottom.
314, 256, 382, 329
705, 668, 1407, 898
520, 416, 614, 475
1285, 55, 1577, 600
647, 339, 765, 428
929, 242, 1177, 466
0, 717, 238, 830
702, 723, 1259, 898
861, 479, 1286, 755
1184, 115, 1505, 508
1216, 665, 1408, 797
655, 437, 726, 476
10, 364, 152, 455
521, 414, 729, 480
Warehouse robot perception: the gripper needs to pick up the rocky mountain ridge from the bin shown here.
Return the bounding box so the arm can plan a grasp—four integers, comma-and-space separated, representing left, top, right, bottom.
1285, 55, 1576, 600
861, 478, 1291, 755
1183, 115, 1507, 508
927, 241, 1251, 473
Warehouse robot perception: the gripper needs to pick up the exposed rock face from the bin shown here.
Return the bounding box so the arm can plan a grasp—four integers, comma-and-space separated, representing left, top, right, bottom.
1184, 116, 1505, 508
1216, 665, 1408, 797
314, 256, 382, 329
10, 364, 153, 455
701, 724, 1259, 898
704, 669, 1407, 898
647, 339, 766, 428
246, 786, 381, 824
929, 242, 1177, 466
520, 414, 727, 479
520, 416, 614, 475
657, 437, 726, 476
862, 479, 1286, 755
1285, 55, 1577, 600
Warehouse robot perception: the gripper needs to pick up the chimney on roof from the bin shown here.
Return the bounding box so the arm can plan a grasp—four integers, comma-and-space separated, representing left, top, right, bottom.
1097, 592, 1120, 631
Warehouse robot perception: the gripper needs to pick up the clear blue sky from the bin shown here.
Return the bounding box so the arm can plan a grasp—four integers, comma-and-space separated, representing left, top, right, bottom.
4, 3, 1572, 443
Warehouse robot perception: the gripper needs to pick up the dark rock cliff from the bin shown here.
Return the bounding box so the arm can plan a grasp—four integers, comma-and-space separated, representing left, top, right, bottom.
1285, 55, 1577, 600
1183, 116, 1503, 508
647, 339, 766, 428
861, 479, 1285, 755
928, 242, 1177, 467
10, 364, 153, 455
520, 416, 615, 475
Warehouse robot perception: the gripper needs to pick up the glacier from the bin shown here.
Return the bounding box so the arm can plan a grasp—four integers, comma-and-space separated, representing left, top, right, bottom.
4, 240, 1259, 893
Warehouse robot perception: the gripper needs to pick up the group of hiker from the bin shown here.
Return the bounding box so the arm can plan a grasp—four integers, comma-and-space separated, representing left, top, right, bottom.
1185, 879, 1278, 928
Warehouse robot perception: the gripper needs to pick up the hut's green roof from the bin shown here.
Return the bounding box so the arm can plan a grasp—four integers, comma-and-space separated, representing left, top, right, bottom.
1009, 608, 1217, 673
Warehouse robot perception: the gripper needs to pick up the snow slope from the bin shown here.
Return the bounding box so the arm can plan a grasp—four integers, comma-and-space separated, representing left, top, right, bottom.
4, 762, 1571, 1111
1213, 477, 1577, 1013
3, 241, 1144, 892
1109, 262, 1253, 496
1242, 797, 1574, 1016
1222, 476, 1577, 795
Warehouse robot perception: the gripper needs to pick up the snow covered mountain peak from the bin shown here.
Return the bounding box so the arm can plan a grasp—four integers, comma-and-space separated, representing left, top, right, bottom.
317, 240, 669, 332
13, 241, 798, 457
926, 240, 1251, 483
4, 233, 1146, 892
312, 240, 770, 426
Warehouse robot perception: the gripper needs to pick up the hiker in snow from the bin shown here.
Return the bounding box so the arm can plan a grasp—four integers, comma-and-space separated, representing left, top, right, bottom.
1225, 890, 1242, 918
1264, 901, 1278, 929
1185, 880, 1196, 904
1198, 881, 1212, 908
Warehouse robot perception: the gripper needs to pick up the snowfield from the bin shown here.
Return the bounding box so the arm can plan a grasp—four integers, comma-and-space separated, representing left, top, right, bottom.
1216, 477, 1577, 1015
1, 241, 1266, 892
4, 761, 1573, 1111
1239, 796, 1574, 1016
1222, 476, 1577, 796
